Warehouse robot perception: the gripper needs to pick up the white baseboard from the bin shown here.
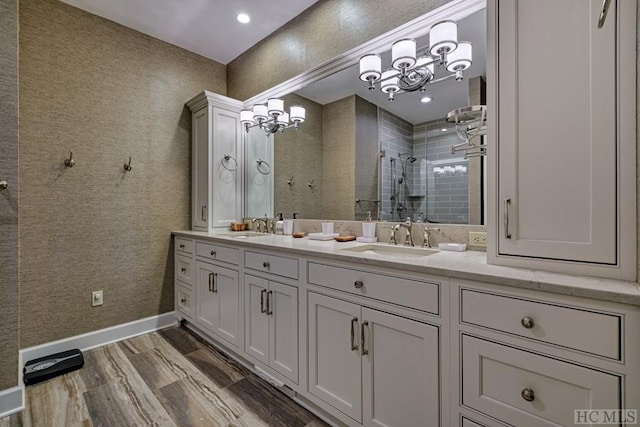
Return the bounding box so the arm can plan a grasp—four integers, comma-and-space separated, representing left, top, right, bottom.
19, 312, 178, 387
0, 386, 23, 419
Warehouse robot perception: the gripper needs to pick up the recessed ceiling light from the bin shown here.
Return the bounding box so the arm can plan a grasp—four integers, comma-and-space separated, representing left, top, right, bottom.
420, 96, 432, 103
237, 13, 250, 24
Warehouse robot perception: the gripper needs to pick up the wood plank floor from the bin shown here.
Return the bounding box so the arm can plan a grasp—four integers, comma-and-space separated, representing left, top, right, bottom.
0, 327, 329, 427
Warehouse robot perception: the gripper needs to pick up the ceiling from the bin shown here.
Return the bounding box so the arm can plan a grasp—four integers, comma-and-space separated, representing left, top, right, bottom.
59, 0, 320, 64
296, 9, 486, 125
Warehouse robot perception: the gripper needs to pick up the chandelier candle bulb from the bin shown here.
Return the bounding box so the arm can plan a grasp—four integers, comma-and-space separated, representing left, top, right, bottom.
429, 20, 458, 56
267, 98, 284, 116
391, 38, 417, 70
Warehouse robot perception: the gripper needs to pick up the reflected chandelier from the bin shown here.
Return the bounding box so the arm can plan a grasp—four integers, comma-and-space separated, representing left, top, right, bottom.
359, 20, 472, 101
240, 98, 305, 134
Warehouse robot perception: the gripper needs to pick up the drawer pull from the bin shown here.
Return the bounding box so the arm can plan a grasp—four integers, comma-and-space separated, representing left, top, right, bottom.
503, 198, 512, 239
361, 321, 369, 355
181, 267, 187, 273
208, 273, 213, 292
210, 250, 216, 257
354, 280, 364, 289
266, 290, 273, 315
350, 317, 359, 351
180, 298, 186, 304
521, 387, 535, 402
263, 261, 270, 269
260, 289, 267, 313
179, 244, 185, 249
521, 316, 535, 329
202, 206, 207, 222
212, 273, 218, 293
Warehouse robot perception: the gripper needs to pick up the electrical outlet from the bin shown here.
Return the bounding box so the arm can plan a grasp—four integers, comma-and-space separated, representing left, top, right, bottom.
92, 290, 103, 307
469, 231, 487, 247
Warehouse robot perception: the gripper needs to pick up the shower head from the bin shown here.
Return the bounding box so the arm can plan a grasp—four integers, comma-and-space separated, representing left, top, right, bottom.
408, 156, 417, 163
398, 153, 417, 163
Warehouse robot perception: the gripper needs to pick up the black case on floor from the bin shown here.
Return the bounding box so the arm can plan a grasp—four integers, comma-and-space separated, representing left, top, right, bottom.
23, 349, 84, 386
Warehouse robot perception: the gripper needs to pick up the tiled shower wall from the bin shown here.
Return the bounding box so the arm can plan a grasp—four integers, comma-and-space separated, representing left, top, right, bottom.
379, 110, 414, 221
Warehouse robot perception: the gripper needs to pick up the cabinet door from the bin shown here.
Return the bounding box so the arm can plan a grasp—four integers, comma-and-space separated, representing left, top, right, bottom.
308, 293, 362, 422
495, 0, 617, 263
195, 261, 217, 332
192, 108, 209, 230
269, 281, 298, 382
211, 107, 241, 228
244, 275, 269, 364
361, 308, 439, 427
214, 265, 241, 348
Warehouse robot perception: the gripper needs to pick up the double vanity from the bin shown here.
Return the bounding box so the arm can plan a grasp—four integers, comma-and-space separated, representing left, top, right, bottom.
172, 229, 640, 427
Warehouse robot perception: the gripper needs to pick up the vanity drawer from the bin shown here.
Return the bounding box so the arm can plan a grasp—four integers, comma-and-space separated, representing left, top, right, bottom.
308, 262, 439, 315
245, 251, 298, 280
196, 241, 239, 265
460, 289, 621, 359
175, 255, 194, 286
175, 237, 194, 255
461, 335, 620, 427
175, 284, 194, 320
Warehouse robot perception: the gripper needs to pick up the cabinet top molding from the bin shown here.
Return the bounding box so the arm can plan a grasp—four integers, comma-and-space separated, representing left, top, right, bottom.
187, 91, 243, 112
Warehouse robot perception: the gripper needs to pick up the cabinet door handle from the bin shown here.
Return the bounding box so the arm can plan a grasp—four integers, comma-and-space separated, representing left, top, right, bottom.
350, 317, 359, 351
263, 261, 270, 269
212, 273, 218, 293
202, 206, 207, 222
181, 267, 187, 273
180, 298, 186, 304
503, 198, 512, 239
521, 387, 535, 402
354, 280, 364, 289
208, 272, 213, 292
266, 290, 273, 315
597, 0, 611, 29
361, 321, 369, 355
521, 316, 535, 329
179, 244, 185, 249
210, 250, 216, 257
260, 289, 267, 313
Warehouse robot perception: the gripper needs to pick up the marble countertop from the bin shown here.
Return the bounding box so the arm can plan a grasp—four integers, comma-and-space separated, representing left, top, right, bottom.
172, 230, 640, 307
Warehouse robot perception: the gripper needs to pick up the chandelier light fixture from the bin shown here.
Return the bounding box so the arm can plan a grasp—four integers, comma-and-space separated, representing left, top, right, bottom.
359, 20, 472, 101
240, 98, 305, 134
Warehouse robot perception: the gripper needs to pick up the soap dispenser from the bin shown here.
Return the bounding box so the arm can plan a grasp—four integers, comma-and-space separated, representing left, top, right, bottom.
275, 213, 284, 235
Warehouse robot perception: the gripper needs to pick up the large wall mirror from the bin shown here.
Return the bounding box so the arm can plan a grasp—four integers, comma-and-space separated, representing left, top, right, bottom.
244, 1, 486, 224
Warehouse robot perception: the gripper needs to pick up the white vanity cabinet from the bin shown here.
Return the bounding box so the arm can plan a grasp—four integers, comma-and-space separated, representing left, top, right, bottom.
186, 91, 243, 231
174, 237, 195, 321
487, 0, 636, 279
451, 278, 640, 427
244, 274, 299, 383
193, 241, 242, 349
306, 262, 442, 426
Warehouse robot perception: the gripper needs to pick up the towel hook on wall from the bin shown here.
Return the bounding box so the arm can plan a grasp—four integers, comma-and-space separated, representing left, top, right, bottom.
123, 157, 132, 171
307, 178, 316, 189
64, 150, 75, 168
287, 176, 295, 186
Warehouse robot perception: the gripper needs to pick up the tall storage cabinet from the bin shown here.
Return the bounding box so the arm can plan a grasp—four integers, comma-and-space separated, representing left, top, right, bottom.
187, 91, 243, 231
487, 0, 636, 280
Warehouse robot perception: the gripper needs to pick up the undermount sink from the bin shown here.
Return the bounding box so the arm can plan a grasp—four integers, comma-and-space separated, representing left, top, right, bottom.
226, 232, 270, 238
340, 244, 439, 258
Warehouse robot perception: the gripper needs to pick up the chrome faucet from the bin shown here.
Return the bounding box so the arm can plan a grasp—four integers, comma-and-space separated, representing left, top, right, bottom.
252, 217, 269, 233
423, 227, 440, 248
400, 217, 413, 246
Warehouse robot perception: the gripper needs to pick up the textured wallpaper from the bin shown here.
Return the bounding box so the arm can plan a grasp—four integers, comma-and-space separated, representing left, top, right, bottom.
227, 0, 450, 100
273, 93, 324, 219
0, 0, 18, 390
18, 0, 226, 348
